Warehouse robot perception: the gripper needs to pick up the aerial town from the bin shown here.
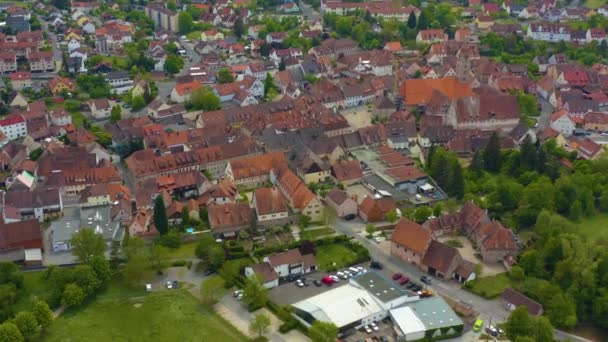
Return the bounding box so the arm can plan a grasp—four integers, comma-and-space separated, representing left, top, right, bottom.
0, 0, 607, 341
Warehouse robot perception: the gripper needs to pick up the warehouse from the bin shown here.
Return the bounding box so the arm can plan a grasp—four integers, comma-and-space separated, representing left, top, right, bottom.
390, 296, 464, 341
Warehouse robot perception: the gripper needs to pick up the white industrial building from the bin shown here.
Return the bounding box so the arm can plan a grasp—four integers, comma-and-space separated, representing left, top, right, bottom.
292, 272, 463, 340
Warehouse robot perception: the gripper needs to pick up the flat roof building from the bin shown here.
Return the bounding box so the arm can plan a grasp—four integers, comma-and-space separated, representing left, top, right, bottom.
390, 296, 464, 341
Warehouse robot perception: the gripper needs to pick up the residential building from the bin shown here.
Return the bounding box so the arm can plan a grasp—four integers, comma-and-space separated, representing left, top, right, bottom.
253, 187, 289, 227
49, 76, 76, 96
502, 288, 544, 316
325, 188, 357, 218
90, 99, 111, 120
416, 29, 448, 44
0, 53, 17, 74
263, 248, 317, 278
358, 196, 396, 222
3, 189, 63, 223
550, 110, 575, 136
10, 72, 32, 91
0, 114, 27, 140
244, 262, 279, 288
331, 159, 363, 185
225, 152, 287, 188
207, 202, 253, 237
29, 51, 54, 72
276, 169, 324, 222
527, 22, 571, 42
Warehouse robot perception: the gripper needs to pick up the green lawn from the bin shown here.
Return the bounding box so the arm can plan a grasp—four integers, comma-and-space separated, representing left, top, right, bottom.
573, 213, 608, 242
44, 284, 248, 342
300, 227, 336, 240
166, 241, 198, 260
71, 111, 86, 128
464, 273, 513, 299
316, 244, 358, 271
585, 0, 605, 8
186, 31, 202, 40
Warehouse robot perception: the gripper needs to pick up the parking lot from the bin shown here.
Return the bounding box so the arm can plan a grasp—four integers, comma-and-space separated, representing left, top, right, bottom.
345, 318, 396, 342
269, 261, 428, 307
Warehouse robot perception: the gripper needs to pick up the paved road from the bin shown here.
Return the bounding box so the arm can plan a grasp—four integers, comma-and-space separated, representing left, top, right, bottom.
38, 17, 63, 71
536, 97, 554, 132
333, 219, 592, 342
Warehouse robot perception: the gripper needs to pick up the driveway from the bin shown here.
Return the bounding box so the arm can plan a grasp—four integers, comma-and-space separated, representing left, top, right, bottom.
215, 295, 309, 342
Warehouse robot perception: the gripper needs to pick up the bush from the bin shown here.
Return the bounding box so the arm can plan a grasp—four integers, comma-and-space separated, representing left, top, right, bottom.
171, 260, 187, 267
278, 319, 299, 333
186, 261, 193, 269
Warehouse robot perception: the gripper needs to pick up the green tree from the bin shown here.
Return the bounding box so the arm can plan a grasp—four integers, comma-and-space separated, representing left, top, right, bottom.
531, 316, 554, 342
365, 224, 376, 236
70, 229, 106, 263
417, 10, 429, 30
414, 206, 432, 223
519, 135, 537, 171
28, 148, 43, 161
508, 265, 525, 281
190, 87, 221, 111
195, 235, 225, 270
249, 313, 271, 337
309, 320, 338, 342
181, 207, 190, 227
14, 311, 40, 341
385, 209, 398, 223
178, 11, 194, 34
234, 17, 245, 38
407, 11, 417, 29
243, 275, 268, 310
505, 306, 532, 340
31, 300, 53, 329
167, 0, 177, 11
449, 160, 465, 199
433, 203, 443, 217
110, 105, 122, 123
123, 237, 152, 286
217, 68, 234, 84
470, 149, 484, 175
88, 255, 111, 283
72, 265, 101, 296
154, 196, 169, 235
131, 95, 146, 111
0, 262, 23, 288
199, 275, 226, 306
483, 132, 502, 172
164, 55, 183, 74
150, 244, 169, 275
0, 322, 23, 342
62, 284, 85, 307
300, 214, 311, 228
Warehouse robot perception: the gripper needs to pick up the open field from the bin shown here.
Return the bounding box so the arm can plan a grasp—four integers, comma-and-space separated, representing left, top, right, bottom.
316, 243, 358, 271
573, 213, 608, 242
464, 273, 512, 299
44, 284, 248, 342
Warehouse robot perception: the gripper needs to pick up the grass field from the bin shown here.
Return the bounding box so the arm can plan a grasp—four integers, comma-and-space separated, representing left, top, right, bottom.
44, 284, 248, 342
300, 227, 335, 240
585, 0, 605, 8
464, 273, 513, 299
316, 244, 358, 271
166, 241, 198, 260
573, 213, 608, 242
71, 111, 87, 127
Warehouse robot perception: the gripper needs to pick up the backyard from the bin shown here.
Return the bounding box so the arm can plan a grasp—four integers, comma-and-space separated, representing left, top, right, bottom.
300, 227, 336, 241
44, 283, 248, 342
316, 243, 358, 271
463, 272, 513, 299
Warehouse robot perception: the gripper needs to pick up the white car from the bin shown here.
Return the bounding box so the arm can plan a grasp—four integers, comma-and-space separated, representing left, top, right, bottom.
358, 267, 367, 274
145, 283, 152, 292
343, 270, 352, 277
237, 294, 244, 301
296, 279, 304, 287
364, 325, 372, 334
166, 281, 173, 289
370, 322, 379, 331
233, 290, 243, 297
349, 267, 360, 274
329, 275, 340, 282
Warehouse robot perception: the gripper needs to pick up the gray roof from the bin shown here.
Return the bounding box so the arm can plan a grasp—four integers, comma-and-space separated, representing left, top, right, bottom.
406, 297, 463, 329
106, 71, 130, 80
352, 271, 408, 303
49, 205, 122, 243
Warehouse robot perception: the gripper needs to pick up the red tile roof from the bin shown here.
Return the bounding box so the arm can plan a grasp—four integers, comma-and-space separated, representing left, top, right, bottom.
392, 218, 432, 255
254, 187, 288, 215
401, 78, 473, 106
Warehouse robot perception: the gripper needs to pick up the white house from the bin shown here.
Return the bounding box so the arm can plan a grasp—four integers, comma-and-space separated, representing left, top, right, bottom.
90, 99, 111, 120
550, 110, 575, 136
67, 38, 81, 52
0, 114, 26, 140
262, 249, 317, 278
527, 22, 571, 42
244, 262, 279, 289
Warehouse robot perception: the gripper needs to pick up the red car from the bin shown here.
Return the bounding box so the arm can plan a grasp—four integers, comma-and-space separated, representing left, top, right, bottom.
392, 273, 403, 280
399, 277, 409, 286
321, 276, 334, 285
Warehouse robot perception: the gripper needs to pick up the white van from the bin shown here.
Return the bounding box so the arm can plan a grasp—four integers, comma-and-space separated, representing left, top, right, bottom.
146, 283, 152, 292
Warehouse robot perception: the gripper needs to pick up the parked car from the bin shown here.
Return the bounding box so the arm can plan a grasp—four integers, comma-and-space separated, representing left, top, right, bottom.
392, 273, 403, 280
204, 269, 216, 276
302, 278, 310, 286
485, 326, 498, 337
166, 281, 173, 289
406, 282, 416, 289
349, 267, 360, 275
233, 290, 244, 297
356, 266, 367, 273
330, 275, 340, 282
314, 279, 323, 287
236, 294, 244, 301
473, 319, 483, 332
420, 275, 432, 284
343, 270, 352, 277
145, 283, 152, 292
122, 103, 131, 109
322, 276, 335, 285
364, 325, 372, 334
399, 277, 409, 286
296, 279, 304, 287
370, 261, 384, 270
172, 280, 179, 289
344, 214, 356, 220
370, 322, 379, 331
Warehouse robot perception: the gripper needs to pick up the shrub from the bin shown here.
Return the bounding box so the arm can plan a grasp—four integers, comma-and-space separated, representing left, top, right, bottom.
186, 261, 192, 269
171, 260, 187, 267
278, 319, 299, 333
